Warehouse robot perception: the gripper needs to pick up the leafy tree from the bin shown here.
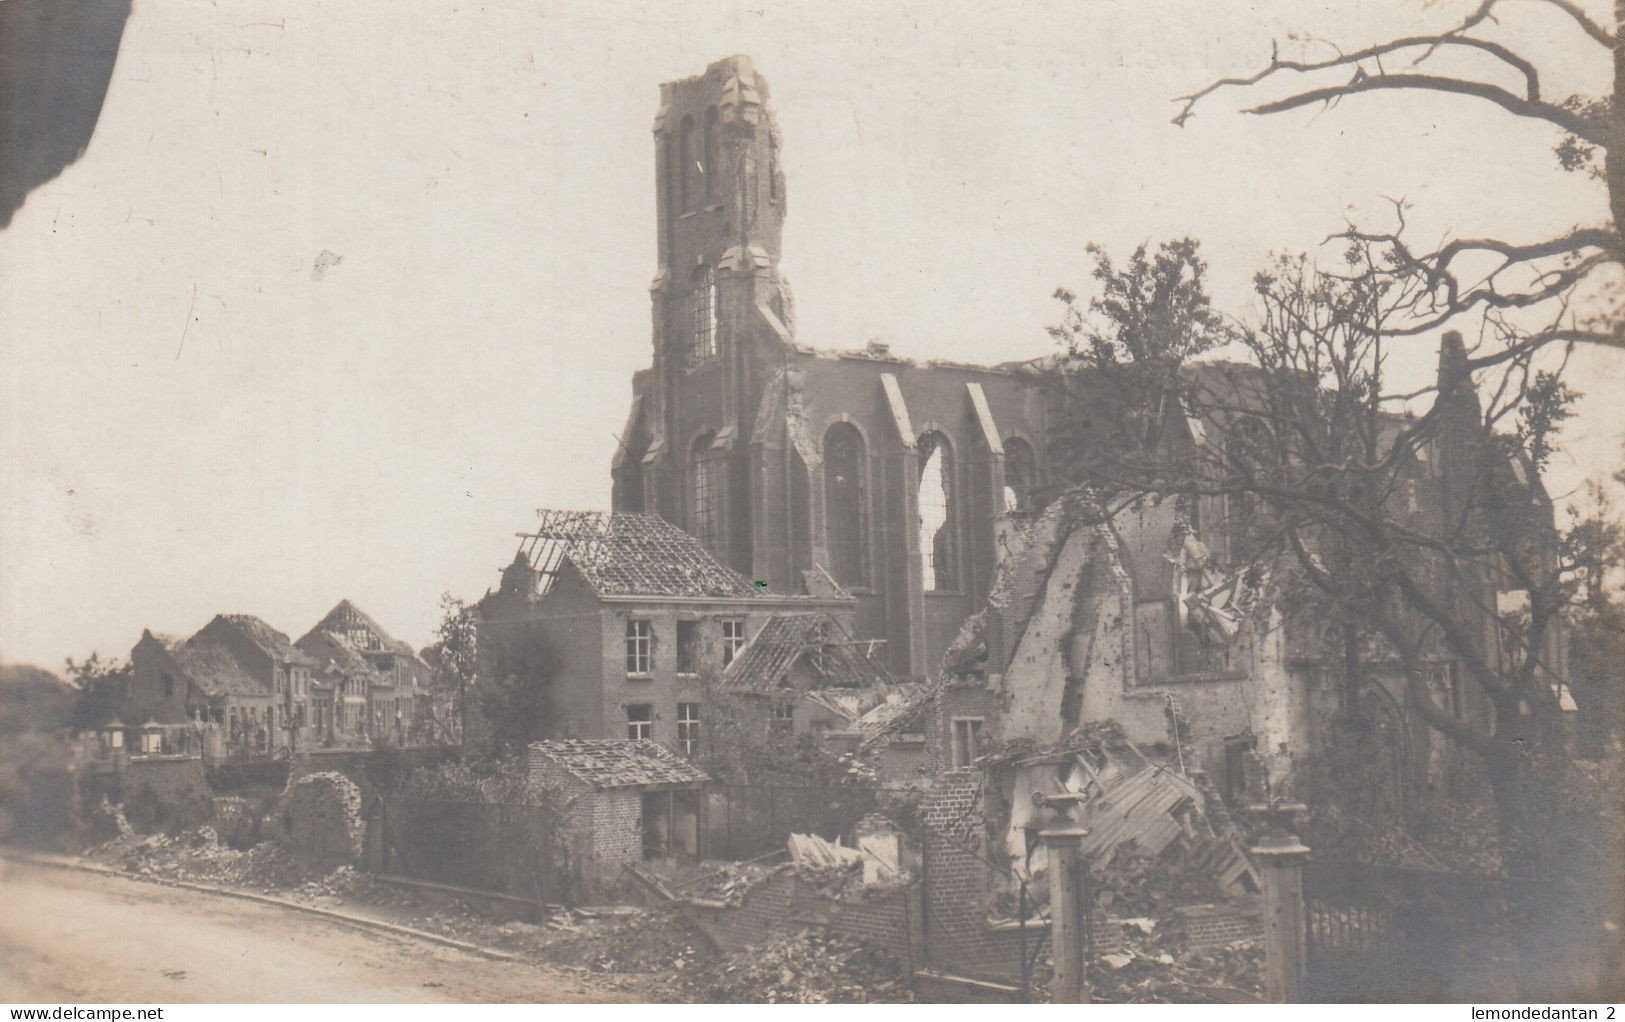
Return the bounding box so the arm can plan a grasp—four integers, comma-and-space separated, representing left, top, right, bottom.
63, 652, 130, 732
1046, 238, 1233, 484
422, 592, 479, 745
1174, 0, 1623, 352
471, 622, 556, 763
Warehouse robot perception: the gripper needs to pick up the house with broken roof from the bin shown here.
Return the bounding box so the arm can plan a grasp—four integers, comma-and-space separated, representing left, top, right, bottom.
296, 599, 435, 746
477, 510, 858, 755
714, 612, 894, 739
128, 614, 320, 759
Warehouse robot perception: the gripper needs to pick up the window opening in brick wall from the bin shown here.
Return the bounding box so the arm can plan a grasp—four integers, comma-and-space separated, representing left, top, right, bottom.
951, 717, 985, 768
824, 422, 870, 588
1003, 436, 1036, 512
677, 702, 700, 756
678, 115, 696, 211
689, 264, 717, 365
721, 617, 747, 665
917, 431, 957, 591
690, 432, 724, 554
626, 703, 654, 740
676, 620, 699, 675
625, 618, 653, 676
702, 106, 718, 205
771, 701, 795, 734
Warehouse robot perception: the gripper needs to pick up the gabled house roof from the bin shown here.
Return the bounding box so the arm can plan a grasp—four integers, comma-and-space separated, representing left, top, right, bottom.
296, 629, 379, 684
512, 509, 768, 600
212, 614, 318, 668
530, 739, 709, 789
154, 633, 267, 698
718, 612, 891, 693
307, 599, 422, 660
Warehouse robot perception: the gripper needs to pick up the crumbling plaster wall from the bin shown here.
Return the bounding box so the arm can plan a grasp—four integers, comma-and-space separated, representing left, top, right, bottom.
996, 508, 1308, 787
995, 520, 1092, 741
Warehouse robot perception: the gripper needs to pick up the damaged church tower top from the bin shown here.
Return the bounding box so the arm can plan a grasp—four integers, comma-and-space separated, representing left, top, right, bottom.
650, 55, 792, 338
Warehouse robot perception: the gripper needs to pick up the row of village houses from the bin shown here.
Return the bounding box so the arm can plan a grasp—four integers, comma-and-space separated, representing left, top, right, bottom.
84, 600, 439, 762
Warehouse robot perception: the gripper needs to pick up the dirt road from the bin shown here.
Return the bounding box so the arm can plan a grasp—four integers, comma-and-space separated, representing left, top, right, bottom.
0, 861, 630, 1003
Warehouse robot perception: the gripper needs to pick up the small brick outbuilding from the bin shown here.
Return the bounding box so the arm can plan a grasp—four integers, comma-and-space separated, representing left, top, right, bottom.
529, 739, 709, 893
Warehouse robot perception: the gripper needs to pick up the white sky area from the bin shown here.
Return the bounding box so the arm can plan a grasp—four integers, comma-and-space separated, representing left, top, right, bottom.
2, 0, 1618, 668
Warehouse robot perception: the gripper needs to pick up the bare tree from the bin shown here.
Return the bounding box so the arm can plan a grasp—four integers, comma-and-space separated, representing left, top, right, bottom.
1174, 0, 1623, 351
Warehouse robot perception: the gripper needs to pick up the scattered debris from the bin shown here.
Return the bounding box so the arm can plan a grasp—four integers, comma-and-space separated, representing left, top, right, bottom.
672, 929, 912, 1003
787, 832, 863, 869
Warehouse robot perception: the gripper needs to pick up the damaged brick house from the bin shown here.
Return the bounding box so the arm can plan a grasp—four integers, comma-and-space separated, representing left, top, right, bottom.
296, 599, 435, 746
476, 509, 857, 753
608, 56, 1057, 682
715, 611, 894, 739
127, 614, 319, 760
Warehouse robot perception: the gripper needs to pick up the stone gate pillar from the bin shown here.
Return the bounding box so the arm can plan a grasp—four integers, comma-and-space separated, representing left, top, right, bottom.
1249, 800, 1310, 1003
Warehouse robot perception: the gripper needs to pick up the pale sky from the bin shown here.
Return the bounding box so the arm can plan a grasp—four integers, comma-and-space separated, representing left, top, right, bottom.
2, 0, 1618, 669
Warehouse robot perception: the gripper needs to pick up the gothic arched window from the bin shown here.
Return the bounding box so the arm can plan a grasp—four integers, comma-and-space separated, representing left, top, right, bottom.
917, 431, 956, 591
678, 115, 697, 212
824, 423, 869, 588
689, 264, 717, 364
1003, 437, 1037, 512
703, 107, 719, 206
690, 433, 725, 554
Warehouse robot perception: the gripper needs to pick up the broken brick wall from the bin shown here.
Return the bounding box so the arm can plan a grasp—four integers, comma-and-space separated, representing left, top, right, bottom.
927, 684, 1004, 774
528, 748, 643, 896
1165, 902, 1265, 951
285, 770, 363, 863
685, 871, 918, 963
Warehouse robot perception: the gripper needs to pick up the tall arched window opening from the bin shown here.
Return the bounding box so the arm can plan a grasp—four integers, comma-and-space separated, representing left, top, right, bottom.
702, 107, 719, 206
824, 423, 869, 588
690, 433, 725, 555
1224, 416, 1271, 563
917, 431, 956, 591
1003, 437, 1036, 512
678, 116, 696, 212
689, 264, 717, 364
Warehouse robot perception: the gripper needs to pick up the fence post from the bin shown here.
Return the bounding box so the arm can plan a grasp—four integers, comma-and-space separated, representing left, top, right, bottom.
1249, 800, 1310, 1004
1041, 822, 1090, 1003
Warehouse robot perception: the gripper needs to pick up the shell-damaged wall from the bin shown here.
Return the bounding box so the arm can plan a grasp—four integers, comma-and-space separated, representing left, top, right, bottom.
994, 500, 1306, 785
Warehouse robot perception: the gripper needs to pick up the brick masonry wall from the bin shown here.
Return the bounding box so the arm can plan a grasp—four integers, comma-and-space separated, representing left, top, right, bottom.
589, 789, 644, 873
1167, 902, 1265, 951
120, 756, 213, 830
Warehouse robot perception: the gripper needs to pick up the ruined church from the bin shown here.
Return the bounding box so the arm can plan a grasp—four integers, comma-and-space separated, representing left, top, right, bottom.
608, 55, 1050, 681
481, 55, 1562, 809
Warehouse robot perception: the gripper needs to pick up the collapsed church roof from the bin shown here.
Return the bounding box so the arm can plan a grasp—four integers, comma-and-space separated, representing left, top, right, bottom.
513, 509, 766, 600
719, 612, 892, 692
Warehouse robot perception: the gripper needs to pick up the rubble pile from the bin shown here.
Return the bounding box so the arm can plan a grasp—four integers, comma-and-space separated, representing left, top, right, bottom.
536, 906, 713, 975
1093, 851, 1234, 918
94, 827, 320, 890
670, 860, 778, 905
1086, 929, 1265, 1004
672, 929, 913, 1003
